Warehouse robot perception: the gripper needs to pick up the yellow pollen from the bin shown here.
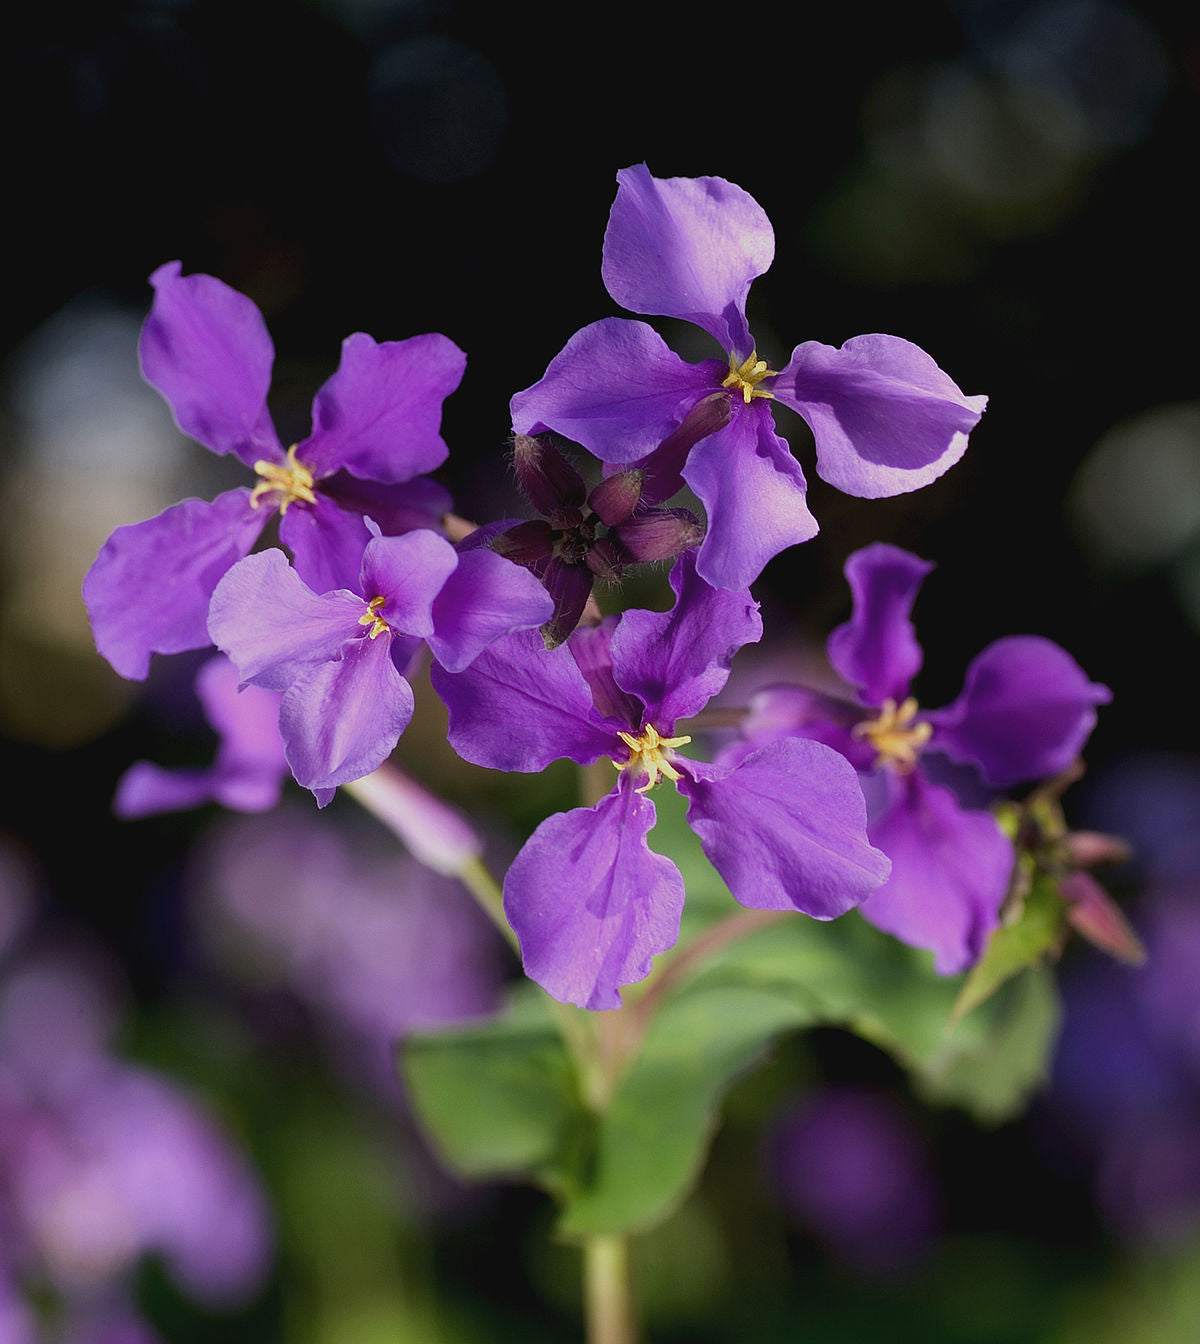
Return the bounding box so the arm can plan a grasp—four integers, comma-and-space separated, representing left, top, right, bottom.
852, 697, 932, 773
721, 350, 776, 404
358, 595, 390, 639
612, 723, 692, 794
250, 444, 318, 514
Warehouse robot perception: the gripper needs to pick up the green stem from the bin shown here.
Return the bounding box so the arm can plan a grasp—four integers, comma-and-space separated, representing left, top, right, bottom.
584, 1235, 637, 1344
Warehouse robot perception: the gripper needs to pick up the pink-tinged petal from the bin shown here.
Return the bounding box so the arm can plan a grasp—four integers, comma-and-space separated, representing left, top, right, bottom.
610, 551, 762, 729
828, 544, 933, 706
926, 636, 1111, 787
279, 634, 415, 795
602, 164, 774, 355
280, 493, 374, 595
140, 262, 282, 468
432, 628, 618, 772
344, 765, 483, 876
776, 334, 987, 498
208, 549, 363, 691
678, 739, 890, 919
301, 331, 466, 482
683, 401, 819, 590
503, 780, 686, 1010
84, 488, 267, 680
1060, 871, 1146, 965
509, 317, 719, 463
361, 529, 459, 638
426, 547, 554, 672
860, 771, 1013, 974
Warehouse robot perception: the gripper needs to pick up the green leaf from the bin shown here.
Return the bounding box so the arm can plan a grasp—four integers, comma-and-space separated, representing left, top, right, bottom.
400, 986, 588, 1199
953, 874, 1068, 1022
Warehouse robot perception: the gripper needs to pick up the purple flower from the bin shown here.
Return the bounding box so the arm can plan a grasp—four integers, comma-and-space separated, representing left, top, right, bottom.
114, 656, 288, 818
83, 262, 464, 679
734, 544, 1111, 972
208, 529, 553, 800
511, 166, 987, 589
433, 553, 890, 1010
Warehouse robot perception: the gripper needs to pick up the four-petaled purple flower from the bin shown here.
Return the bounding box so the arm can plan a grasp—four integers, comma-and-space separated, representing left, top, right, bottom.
433, 554, 890, 1010
208, 528, 553, 802
729, 544, 1111, 972
84, 262, 465, 679
511, 165, 987, 590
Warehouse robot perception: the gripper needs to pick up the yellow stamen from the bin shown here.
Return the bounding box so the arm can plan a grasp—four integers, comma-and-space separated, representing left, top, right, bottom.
249, 444, 318, 514
358, 595, 390, 639
852, 697, 932, 773
721, 350, 776, 404
612, 723, 692, 794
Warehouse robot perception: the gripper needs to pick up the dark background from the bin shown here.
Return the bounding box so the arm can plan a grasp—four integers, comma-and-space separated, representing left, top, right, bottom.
1, 1, 1198, 1340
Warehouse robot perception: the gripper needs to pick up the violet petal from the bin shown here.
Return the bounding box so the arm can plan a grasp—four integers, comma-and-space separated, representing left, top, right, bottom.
678, 739, 890, 919
301, 331, 465, 482
361, 529, 459, 640
139, 262, 282, 469
682, 401, 819, 591
601, 164, 774, 356
926, 636, 1112, 787
84, 488, 267, 680
426, 547, 555, 672
279, 634, 415, 794
827, 544, 933, 707
776, 334, 987, 498
510, 317, 719, 464
503, 780, 686, 1010
279, 492, 374, 596
860, 771, 1013, 974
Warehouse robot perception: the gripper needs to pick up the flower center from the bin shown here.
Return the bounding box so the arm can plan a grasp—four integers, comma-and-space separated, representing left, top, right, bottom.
721, 350, 776, 404
852, 697, 932, 773
358, 595, 390, 639
249, 444, 318, 514
613, 723, 692, 794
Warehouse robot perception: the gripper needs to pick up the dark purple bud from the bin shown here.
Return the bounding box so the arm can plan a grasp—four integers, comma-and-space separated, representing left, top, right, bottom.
614, 508, 704, 563
585, 537, 625, 583
491, 519, 555, 568
588, 469, 645, 527
541, 559, 595, 650
512, 435, 587, 516
637, 394, 732, 506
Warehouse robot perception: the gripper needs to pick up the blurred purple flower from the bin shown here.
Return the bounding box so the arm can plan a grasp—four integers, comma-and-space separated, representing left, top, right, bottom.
767, 1087, 939, 1277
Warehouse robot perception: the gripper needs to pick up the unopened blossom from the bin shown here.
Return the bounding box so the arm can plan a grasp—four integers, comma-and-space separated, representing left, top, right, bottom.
491, 418, 714, 646
84, 262, 464, 679
731, 544, 1110, 972
434, 553, 889, 1009
208, 529, 553, 800
512, 166, 986, 589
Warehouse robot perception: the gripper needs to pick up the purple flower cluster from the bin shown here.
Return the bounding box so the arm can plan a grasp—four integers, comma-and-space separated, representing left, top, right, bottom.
84, 164, 1109, 1011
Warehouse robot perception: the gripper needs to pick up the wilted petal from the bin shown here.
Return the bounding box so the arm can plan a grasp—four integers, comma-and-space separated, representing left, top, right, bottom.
860, 771, 1013, 974
503, 781, 686, 1010
926, 636, 1111, 787
510, 317, 718, 463
682, 402, 819, 591
302, 331, 466, 482
84, 488, 267, 680
827, 544, 933, 706
601, 164, 774, 355
139, 263, 282, 468
361, 529, 459, 639
426, 547, 554, 672
678, 739, 890, 919
280, 633, 415, 794
280, 492, 374, 595
777, 334, 987, 498
208, 549, 363, 691
610, 550, 761, 728
433, 628, 618, 771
